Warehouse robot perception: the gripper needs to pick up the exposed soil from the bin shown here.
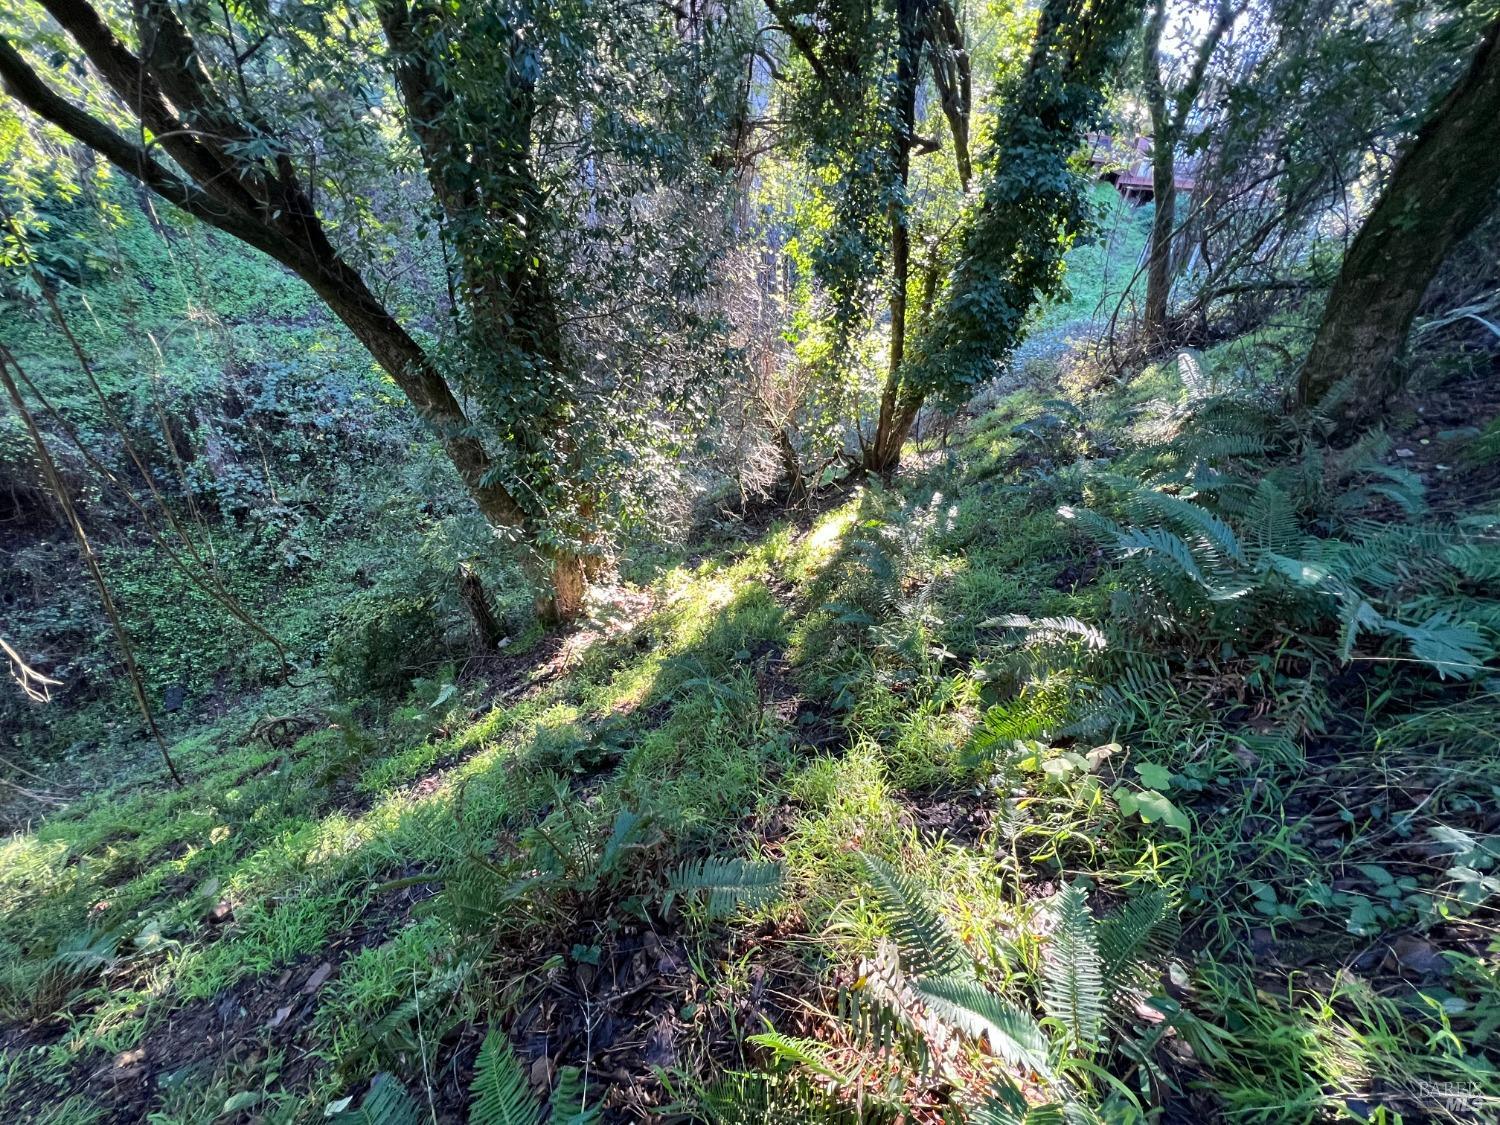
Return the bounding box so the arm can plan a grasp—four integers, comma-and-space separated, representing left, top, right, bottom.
1, 878, 438, 1122
1384, 356, 1500, 512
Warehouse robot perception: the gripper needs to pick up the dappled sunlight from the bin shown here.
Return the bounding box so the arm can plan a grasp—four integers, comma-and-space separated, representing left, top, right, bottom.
2, 2, 1497, 1110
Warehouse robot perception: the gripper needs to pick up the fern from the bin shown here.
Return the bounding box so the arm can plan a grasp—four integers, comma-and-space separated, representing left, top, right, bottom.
1110, 525, 1207, 586
1380, 611, 1492, 680
331, 1074, 424, 1125
967, 1084, 1069, 1125
468, 1030, 542, 1125
836, 978, 931, 1074
1041, 884, 1104, 1052
1097, 890, 1174, 1003
1447, 542, 1500, 582
857, 853, 968, 978
548, 1066, 602, 1124
912, 975, 1051, 1078
1126, 488, 1247, 565
985, 614, 1108, 651
666, 856, 783, 919
1240, 478, 1301, 554
592, 806, 653, 889
697, 1071, 860, 1124
1169, 430, 1269, 462
748, 1030, 847, 1081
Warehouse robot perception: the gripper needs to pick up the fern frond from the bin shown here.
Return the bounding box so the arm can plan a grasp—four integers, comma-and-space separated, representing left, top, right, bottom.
697, 1071, 858, 1124
1041, 884, 1103, 1052
331, 1074, 424, 1125
1241, 479, 1301, 554
1127, 489, 1247, 565
468, 1030, 542, 1125
1447, 542, 1500, 582
1097, 890, 1174, 1003
967, 1082, 1068, 1125
666, 857, 784, 919
1056, 505, 1121, 540
748, 1030, 847, 1082
984, 614, 1107, 650
548, 1066, 601, 1124
1111, 526, 1206, 586
857, 853, 967, 978
1379, 611, 1493, 680
837, 979, 930, 1073
1169, 430, 1268, 463
912, 975, 1051, 1078
593, 806, 652, 887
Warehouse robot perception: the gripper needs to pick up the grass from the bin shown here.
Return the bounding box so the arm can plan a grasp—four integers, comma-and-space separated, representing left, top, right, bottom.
3, 332, 1499, 1122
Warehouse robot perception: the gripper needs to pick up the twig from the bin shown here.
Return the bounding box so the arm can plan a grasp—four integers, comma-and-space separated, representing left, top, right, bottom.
0, 348, 183, 786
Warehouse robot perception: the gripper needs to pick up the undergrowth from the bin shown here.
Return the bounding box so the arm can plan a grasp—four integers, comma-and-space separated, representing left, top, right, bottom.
2, 334, 1498, 1123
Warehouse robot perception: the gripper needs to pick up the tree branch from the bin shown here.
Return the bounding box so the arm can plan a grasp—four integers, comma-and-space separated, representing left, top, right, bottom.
36, 0, 264, 216
0, 34, 279, 254
764, 0, 831, 85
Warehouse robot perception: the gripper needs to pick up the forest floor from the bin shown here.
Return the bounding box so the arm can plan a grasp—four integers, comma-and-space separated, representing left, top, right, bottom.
2, 332, 1499, 1123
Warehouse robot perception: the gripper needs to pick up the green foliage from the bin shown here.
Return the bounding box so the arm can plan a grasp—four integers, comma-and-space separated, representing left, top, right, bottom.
913, 975, 1052, 1077
467, 1031, 541, 1125
329, 1074, 424, 1125
904, 0, 1144, 404
1041, 884, 1104, 1052
328, 592, 445, 697
697, 1071, 859, 1124
666, 856, 784, 920
466, 1031, 601, 1124
857, 853, 968, 978
749, 841, 1180, 1118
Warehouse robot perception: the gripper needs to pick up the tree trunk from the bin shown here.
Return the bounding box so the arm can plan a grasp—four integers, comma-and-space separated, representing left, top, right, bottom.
457, 562, 505, 651
773, 427, 807, 501
865, 396, 921, 477
1144, 145, 1177, 339
541, 551, 588, 624
0, 1, 594, 622
1297, 15, 1500, 420
868, 0, 922, 477
1139, 0, 1174, 341
1140, 0, 1234, 343
296, 256, 526, 531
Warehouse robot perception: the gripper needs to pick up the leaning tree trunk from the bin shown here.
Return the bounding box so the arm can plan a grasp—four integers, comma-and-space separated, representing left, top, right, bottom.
0, 0, 595, 620
1297, 15, 1500, 420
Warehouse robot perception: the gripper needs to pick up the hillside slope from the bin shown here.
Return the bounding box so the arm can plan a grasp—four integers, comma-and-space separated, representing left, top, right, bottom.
3, 332, 1499, 1123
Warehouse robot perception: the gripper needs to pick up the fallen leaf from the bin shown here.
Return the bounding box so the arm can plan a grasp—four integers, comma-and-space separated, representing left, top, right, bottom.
1393, 935, 1449, 976
302, 961, 333, 994
529, 1053, 555, 1089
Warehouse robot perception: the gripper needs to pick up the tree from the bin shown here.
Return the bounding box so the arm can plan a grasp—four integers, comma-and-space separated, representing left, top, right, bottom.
1154, 0, 1488, 337
1296, 13, 1500, 422
1138, 0, 1239, 341
764, 0, 975, 478
884, 0, 1143, 463
763, 0, 1137, 479
0, 0, 740, 621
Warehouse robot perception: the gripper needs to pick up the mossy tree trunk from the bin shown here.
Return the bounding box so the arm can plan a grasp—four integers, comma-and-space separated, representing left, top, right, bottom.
0, 0, 592, 622
1297, 16, 1500, 421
